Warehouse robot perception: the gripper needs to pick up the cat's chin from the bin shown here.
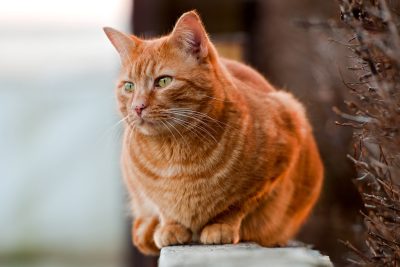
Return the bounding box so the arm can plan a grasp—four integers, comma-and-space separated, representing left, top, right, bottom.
135, 119, 164, 136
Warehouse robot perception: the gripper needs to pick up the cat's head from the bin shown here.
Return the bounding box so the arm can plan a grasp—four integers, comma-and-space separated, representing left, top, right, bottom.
104, 11, 221, 136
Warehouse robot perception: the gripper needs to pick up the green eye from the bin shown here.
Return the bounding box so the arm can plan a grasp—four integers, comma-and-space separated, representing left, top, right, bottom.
124, 82, 135, 92
156, 76, 172, 88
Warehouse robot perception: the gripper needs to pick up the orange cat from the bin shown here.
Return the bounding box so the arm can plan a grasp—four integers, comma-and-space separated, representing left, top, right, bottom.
104, 11, 323, 255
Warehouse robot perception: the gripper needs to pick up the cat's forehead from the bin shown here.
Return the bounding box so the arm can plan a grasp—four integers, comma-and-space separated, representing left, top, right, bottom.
127, 39, 183, 78
135, 37, 170, 59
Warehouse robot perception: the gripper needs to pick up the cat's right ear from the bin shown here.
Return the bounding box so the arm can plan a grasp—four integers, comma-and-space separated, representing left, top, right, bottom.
103, 27, 140, 66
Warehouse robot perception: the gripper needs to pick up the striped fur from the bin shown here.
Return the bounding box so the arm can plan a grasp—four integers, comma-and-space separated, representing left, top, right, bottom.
104, 11, 323, 255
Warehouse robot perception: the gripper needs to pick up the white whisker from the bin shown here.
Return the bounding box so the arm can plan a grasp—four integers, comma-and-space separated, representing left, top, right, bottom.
168, 116, 210, 144
160, 120, 178, 145
98, 115, 130, 141
164, 119, 189, 147
163, 111, 218, 143
168, 108, 234, 129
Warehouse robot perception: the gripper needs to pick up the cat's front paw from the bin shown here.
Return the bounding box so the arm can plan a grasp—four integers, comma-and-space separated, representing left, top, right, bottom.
132, 217, 160, 255
154, 222, 192, 248
200, 223, 240, 244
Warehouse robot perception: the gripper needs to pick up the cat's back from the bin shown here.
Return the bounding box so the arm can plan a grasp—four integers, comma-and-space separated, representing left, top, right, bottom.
221, 58, 275, 93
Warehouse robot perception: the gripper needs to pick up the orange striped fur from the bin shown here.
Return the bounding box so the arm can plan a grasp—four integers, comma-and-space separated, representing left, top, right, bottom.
104, 11, 323, 255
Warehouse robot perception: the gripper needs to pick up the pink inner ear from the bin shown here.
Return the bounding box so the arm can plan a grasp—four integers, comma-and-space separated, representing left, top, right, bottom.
187, 22, 203, 50
172, 12, 209, 58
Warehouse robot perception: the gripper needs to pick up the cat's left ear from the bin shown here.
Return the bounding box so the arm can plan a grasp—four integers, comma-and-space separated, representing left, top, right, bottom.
170, 11, 209, 59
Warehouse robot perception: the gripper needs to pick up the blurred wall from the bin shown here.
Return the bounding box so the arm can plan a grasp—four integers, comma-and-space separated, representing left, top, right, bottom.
0, 1, 132, 266
254, 0, 363, 262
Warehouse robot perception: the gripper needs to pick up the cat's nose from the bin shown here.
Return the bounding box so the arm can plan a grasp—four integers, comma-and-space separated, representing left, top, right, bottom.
134, 103, 147, 117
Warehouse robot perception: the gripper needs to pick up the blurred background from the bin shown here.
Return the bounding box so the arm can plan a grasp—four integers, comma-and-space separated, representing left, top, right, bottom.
0, 0, 363, 266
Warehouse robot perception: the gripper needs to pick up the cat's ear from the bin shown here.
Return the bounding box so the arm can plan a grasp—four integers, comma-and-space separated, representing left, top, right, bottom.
103, 27, 140, 66
170, 11, 209, 59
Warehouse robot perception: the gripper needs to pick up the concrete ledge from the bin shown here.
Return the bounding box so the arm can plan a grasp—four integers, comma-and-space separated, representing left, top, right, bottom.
159, 243, 333, 267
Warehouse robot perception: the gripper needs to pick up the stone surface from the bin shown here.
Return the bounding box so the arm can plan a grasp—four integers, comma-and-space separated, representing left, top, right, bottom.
159, 243, 333, 267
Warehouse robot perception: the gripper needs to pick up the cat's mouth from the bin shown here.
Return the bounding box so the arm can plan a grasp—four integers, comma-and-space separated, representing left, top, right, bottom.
134, 115, 165, 131
132, 116, 171, 136
129, 111, 180, 135
138, 118, 156, 126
